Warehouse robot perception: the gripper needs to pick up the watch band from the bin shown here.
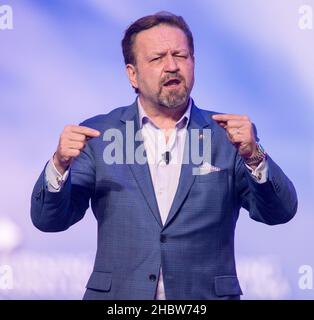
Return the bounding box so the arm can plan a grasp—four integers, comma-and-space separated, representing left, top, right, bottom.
244, 143, 267, 166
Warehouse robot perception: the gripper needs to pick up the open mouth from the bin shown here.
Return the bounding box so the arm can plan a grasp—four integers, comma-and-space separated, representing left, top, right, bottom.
163, 79, 181, 87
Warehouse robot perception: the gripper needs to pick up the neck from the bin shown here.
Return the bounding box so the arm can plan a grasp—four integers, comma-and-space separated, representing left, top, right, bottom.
138, 95, 189, 129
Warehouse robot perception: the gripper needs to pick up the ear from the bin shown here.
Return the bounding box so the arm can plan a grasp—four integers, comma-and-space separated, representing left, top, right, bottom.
126, 64, 139, 91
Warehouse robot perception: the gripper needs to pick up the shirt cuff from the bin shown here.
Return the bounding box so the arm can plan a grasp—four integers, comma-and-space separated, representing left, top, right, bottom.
245, 158, 268, 184
45, 158, 70, 192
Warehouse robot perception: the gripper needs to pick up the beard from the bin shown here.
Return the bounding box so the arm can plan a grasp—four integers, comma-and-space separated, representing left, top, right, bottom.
157, 73, 190, 109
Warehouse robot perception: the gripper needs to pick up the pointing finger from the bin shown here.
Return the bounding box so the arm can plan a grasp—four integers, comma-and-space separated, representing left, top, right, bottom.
72, 126, 101, 138
212, 114, 249, 122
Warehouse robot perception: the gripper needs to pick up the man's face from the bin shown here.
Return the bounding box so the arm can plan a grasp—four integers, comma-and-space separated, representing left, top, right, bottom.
127, 24, 195, 109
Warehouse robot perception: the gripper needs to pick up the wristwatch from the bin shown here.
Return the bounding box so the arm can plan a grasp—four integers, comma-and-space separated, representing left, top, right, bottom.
244, 142, 267, 166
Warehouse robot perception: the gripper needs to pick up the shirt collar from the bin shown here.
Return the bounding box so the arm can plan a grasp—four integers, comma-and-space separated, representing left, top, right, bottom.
137, 96, 192, 130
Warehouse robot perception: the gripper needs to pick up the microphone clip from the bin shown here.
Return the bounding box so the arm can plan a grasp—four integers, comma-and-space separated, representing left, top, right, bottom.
162, 151, 171, 165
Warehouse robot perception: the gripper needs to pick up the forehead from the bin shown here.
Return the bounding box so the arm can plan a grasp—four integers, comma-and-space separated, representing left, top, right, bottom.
134, 24, 189, 55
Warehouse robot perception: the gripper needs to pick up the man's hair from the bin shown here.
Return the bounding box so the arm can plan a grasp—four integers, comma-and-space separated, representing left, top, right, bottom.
122, 11, 194, 66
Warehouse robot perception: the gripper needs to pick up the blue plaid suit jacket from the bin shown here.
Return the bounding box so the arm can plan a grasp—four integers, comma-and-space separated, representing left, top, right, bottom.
31, 100, 297, 299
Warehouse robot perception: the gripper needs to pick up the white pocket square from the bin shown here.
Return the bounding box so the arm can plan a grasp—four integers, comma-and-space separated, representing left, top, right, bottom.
193, 162, 222, 176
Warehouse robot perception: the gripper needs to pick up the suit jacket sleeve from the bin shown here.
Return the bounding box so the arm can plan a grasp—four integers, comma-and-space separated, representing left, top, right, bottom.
31, 142, 95, 232
235, 154, 298, 225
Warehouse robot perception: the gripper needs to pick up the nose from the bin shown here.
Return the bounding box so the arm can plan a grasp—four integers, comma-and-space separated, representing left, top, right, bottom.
164, 54, 179, 73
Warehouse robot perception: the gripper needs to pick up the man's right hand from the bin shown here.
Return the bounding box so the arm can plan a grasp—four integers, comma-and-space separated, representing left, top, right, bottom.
53, 125, 100, 175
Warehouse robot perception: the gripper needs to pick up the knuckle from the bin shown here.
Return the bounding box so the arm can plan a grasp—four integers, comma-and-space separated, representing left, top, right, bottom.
59, 138, 67, 147
246, 122, 252, 129
64, 125, 72, 132
78, 135, 85, 142
61, 149, 69, 158
60, 134, 67, 142
60, 146, 67, 155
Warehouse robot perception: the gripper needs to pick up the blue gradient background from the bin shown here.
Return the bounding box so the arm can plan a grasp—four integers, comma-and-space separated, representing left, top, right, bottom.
0, 0, 313, 299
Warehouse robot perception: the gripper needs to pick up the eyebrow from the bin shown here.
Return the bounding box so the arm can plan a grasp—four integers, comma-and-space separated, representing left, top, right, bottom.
149, 49, 189, 57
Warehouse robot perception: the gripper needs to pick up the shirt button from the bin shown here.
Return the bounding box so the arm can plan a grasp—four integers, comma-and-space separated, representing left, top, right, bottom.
149, 274, 157, 282
160, 235, 167, 243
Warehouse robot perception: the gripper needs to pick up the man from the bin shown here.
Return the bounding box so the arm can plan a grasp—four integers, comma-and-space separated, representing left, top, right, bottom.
31, 12, 297, 300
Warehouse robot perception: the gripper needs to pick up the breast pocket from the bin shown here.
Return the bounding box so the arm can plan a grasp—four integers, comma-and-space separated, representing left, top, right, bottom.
193, 169, 230, 214
195, 168, 229, 183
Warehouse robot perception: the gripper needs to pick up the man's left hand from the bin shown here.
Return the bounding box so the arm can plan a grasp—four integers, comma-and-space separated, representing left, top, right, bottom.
212, 114, 258, 160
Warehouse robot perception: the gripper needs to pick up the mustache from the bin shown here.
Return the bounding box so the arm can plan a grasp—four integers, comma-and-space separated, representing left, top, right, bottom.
160, 73, 185, 85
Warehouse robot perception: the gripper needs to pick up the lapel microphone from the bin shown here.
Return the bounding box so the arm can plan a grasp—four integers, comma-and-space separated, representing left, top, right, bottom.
162, 151, 171, 165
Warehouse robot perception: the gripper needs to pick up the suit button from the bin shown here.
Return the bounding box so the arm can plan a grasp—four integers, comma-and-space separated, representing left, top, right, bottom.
160, 235, 167, 243
149, 274, 157, 282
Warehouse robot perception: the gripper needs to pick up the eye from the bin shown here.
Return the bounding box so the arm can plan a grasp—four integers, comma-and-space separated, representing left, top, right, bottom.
151, 57, 161, 62
175, 54, 187, 59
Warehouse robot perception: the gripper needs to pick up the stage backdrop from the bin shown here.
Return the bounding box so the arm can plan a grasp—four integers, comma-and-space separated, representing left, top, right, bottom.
1, 0, 314, 299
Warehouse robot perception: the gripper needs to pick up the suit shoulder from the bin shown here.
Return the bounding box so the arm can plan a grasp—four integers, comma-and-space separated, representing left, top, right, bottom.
194, 106, 230, 139
79, 106, 128, 130
196, 106, 222, 117
194, 106, 223, 126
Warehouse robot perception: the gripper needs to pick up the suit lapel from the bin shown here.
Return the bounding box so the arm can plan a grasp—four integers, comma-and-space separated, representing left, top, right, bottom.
163, 103, 214, 228
120, 101, 163, 228
120, 100, 215, 229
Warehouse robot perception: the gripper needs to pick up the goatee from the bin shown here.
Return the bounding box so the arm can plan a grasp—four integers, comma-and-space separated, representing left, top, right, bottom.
158, 73, 189, 109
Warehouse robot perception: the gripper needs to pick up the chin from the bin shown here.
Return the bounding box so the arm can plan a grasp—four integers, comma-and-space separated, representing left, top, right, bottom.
159, 97, 188, 109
